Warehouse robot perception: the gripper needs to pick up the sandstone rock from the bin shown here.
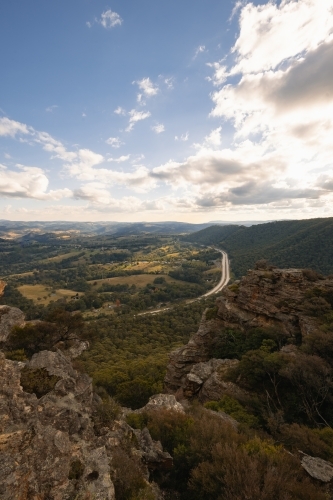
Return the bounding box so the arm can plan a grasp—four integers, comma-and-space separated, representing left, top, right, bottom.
137, 427, 173, 471
199, 367, 247, 404
0, 350, 115, 499
138, 394, 185, 414
182, 358, 239, 399
301, 454, 333, 482
165, 266, 330, 401
0, 305, 25, 343
0, 348, 169, 499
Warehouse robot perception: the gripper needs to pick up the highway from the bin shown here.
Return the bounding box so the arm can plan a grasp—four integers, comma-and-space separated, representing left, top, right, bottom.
202, 249, 230, 297
137, 248, 230, 316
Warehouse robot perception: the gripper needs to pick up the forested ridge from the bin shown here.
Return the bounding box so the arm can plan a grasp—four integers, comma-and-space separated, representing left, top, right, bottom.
183, 217, 333, 277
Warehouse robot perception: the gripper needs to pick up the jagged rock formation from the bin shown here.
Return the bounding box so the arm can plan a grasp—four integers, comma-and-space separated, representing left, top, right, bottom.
165, 266, 332, 400
0, 309, 171, 500
137, 393, 185, 414
0, 305, 25, 343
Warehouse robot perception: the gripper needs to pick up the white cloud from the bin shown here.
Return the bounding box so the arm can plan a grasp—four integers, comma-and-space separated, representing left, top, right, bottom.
0, 117, 29, 137
231, 0, 333, 75
105, 137, 123, 148
107, 155, 130, 163
152, 124, 165, 134
46, 105, 58, 113
126, 109, 151, 132
229, 1, 246, 21
204, 127, 222, 147
114, 106, 126, 116
194, 45, 206, 59
191, 0, 333, 212
97, 9, 123, 29
206, 62, 228, 86
164, 77, 174, 89
135, 77, 159, 97
0, 165, 72, 200
175, 132, 189, 141
73, 185, 164, 212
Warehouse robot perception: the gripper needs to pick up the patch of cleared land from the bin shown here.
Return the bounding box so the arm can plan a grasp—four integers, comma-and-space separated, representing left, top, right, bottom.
43, 251, 83, 263
18, 284, 82, 304
89, 274, 186, 289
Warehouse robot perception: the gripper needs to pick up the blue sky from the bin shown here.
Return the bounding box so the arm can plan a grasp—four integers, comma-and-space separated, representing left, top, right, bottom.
1, 0, 333, 222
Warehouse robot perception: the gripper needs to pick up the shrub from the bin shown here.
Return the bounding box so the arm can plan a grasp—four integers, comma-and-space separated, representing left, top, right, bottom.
68, 459, 84, 480
111, 448, 153, 500
5, 349, 27, 361
205, 395, 259, 428
205, 306, 218, 320
92, 396, 120, 434
20, 367, 60, 398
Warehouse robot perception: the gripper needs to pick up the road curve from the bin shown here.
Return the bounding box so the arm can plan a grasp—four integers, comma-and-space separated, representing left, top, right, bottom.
137, 248, 230, 316
202, 249, 230, 297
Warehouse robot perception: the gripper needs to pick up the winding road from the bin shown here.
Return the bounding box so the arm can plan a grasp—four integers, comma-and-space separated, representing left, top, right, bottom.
137, 248, 230, 316
202, 249, 230, 297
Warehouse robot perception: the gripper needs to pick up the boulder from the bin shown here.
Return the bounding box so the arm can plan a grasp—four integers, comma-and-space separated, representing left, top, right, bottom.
0, 305, 25, 343
301, 454, 333, 483
138, 393, 185, 414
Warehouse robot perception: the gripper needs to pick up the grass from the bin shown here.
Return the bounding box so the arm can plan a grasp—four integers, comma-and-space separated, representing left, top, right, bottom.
18, 284, 82, 304
89, 273, 186, 289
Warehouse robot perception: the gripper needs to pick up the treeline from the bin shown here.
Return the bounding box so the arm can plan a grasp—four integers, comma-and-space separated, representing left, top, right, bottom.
183, 217, 333, 277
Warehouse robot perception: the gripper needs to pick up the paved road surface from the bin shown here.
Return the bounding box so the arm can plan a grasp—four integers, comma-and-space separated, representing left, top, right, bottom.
137, 248, 230, 316
202, 249, 230, 297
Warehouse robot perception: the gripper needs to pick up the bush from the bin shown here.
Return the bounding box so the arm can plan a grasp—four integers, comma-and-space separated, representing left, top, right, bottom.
92, 396, 120, 434
20, 367, 60, 398
111, 448, 154, 500
205, 306, 218, 320
205, 395, 259, 428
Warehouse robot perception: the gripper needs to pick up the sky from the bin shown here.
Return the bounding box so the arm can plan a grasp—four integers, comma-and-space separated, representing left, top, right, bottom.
0, 0, 333, 223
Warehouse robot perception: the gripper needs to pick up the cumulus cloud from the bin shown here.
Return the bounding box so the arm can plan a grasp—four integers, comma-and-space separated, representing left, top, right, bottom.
152, 124, 165, 134
135, 77, 159, 97
126, 109, 151, 132
107, 155, 130, 163
106, 137, 123, 148
0, 115, 156, 196
0, 165, 72, 200
175, 132, 189, 141
97, 9, 123, 29
192, 0, 333, 212
0, 117, 29, 137
73, 184, 163, 212
204, 127, 222, 147
114, 106, 126, 116
231, 0, 333, 75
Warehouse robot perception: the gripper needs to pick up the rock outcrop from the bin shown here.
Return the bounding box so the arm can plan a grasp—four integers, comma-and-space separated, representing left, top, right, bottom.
137, 393, 185, 414
0, 305, 25, 343
0, 345, 170, 499
165, 266, 332, 400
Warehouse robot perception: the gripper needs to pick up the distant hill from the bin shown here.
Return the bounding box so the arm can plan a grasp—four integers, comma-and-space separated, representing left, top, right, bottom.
0, 220, 217, 238
182, 217, 333, 278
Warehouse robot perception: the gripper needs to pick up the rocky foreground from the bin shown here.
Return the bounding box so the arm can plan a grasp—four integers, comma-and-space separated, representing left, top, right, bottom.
2, 266, 333, 498
165, 265, 333, 400
0, 303, 175, 499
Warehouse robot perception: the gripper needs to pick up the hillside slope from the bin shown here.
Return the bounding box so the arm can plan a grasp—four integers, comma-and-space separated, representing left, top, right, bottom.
183, 217, 333, 277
